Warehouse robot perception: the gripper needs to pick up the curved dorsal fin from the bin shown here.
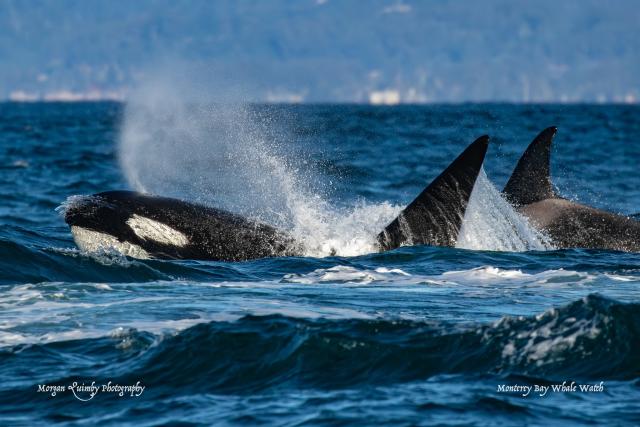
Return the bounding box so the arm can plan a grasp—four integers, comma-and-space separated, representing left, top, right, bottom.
503, 126, 557, 206
377, 135, 489, 250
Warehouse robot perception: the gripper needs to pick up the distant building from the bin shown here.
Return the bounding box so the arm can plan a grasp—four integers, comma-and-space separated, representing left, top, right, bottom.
369, 90, 400, 105
265, 90, 306, 103
8, 91, 39, 102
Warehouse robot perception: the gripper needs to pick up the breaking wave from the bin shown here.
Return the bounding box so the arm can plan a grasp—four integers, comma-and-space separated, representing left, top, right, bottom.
2, 294, 637, 397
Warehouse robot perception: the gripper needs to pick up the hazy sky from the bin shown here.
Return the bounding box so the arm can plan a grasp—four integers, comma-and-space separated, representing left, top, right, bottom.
0, 0, 638, 103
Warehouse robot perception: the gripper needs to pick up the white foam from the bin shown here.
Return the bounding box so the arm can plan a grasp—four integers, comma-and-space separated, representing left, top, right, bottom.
493, 303, 603, 366
441, 266, 595, 287
291, 201, 402, 257
604, 273, 639, 282
456, 169, 554, 252
282, 265, 412, 284
0, 329, 107, 347
281, 265, 597, 288
0, 281, 377, 347
442, 266, 529, 280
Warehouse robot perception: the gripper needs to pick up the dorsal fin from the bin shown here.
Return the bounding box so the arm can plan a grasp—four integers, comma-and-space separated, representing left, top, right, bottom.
377, 135, 489, 250
503, 126, 557, 206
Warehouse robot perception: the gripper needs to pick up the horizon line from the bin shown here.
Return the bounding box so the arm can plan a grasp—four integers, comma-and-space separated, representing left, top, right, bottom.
1, 100, 638, 106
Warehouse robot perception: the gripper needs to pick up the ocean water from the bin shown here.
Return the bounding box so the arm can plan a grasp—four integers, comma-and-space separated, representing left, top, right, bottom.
1, 102, 639, 426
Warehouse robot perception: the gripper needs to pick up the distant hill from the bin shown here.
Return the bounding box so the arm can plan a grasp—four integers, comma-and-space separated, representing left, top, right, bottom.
0, 0, 638, 102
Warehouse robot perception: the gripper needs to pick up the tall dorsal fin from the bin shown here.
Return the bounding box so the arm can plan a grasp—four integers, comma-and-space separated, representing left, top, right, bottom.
377, 135, 489, 250
503, 126, 557, 206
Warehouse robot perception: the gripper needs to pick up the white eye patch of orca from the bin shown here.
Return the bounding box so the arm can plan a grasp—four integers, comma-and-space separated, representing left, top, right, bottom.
126, 214, 189, 247
71, 226, 150, 259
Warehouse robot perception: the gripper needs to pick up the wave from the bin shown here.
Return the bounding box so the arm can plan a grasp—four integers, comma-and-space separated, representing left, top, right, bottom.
0, 237, 258, 286
282, 265, 413, 284
281, 264, 601, 286
3, 227, 640, 288
132, 294, 640, 390
2, 294, 638, 397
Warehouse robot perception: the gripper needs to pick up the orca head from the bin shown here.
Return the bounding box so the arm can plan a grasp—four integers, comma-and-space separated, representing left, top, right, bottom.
61, 192, 194, 258
59, 194, 149, 255
61, 194, 131, 234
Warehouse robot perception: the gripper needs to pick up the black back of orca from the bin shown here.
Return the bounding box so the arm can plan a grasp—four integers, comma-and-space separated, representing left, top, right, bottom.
504, 127, 640, 252
519, 198, 640, 252
64, 135, 490, 260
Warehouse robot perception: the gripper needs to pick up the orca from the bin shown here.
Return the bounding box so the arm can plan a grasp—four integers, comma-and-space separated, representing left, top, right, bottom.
62, 135, 489, 261
503, 127, 640, 252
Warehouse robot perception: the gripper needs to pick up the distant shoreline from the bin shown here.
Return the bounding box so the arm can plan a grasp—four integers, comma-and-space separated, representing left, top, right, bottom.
1, 100, 638, 106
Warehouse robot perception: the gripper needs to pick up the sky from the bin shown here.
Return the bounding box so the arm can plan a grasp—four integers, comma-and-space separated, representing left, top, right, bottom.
0, 0, 638, 103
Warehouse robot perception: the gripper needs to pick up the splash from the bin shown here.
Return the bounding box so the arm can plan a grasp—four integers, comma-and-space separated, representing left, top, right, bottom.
119, 83, 547, 256
119, 87, 401, 257
289, 199, 401, 257
119, 99, 298, 221
456, 169, 553, 251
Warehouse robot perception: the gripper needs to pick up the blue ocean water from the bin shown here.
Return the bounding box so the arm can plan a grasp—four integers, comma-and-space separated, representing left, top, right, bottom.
0, 102, 639, 426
